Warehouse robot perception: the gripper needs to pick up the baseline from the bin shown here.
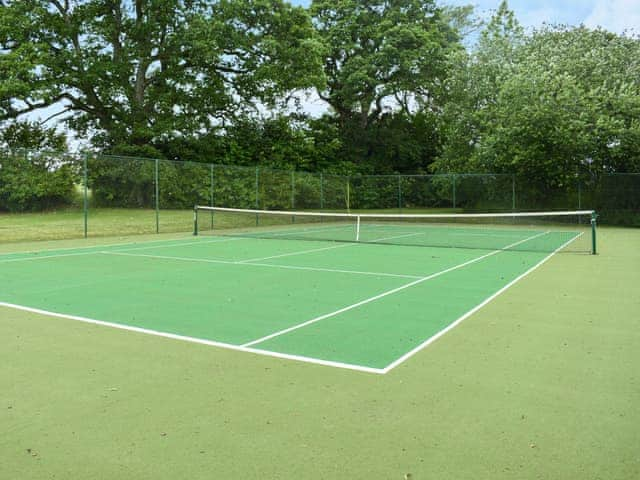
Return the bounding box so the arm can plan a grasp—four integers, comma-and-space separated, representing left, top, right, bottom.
0, 301, 384, 374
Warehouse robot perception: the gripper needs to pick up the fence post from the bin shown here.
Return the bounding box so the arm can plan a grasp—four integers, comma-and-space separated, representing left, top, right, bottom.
290, 171, 295, 210
511, 175, 516, 211
320, 173, 324, 210
154, 158, 160, 234
83, 153, 88, 239
397, 175, 402, 212
255, 166, 260, 209
452, 174, 457, 209
209, 164, 215, 229
591, 211, 597, 255
210, 164, 215, 207
578, 179, 582, 210
346, 176, 350, 212
255, 166, 259, 226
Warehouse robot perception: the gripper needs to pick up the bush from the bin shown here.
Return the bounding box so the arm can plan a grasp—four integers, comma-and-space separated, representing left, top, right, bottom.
0, 151, 78, 212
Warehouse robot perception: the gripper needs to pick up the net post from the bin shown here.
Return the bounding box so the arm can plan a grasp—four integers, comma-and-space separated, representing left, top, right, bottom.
591, 211, 597, 255
193, 206, 199, 236
155, 158, 160, 234
290, 171, 295, 210
356, 215, 361, 242
83, 152, 88, 239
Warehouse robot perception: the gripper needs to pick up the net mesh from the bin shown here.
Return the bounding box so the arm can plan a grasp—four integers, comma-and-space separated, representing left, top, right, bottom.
194, 206, 595, 254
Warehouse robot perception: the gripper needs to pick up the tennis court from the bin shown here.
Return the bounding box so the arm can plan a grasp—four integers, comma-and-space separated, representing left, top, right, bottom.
0, 208, 595, 373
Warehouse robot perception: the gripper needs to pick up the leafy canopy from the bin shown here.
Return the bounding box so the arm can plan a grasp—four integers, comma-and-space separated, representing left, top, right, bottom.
0, 0, 324, 152
436, 0, 640, 188
311, 0, 460, 129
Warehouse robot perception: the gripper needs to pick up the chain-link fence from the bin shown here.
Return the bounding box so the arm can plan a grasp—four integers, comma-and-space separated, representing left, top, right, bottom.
0, 148, 638, 243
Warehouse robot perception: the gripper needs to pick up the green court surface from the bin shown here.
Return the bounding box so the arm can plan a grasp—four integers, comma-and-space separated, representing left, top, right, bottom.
1, 227, 639, 480
0, 224, 582, 372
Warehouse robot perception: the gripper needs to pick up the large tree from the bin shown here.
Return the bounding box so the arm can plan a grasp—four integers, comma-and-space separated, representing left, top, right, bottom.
310, 0, 459, 131
435, 1, 640, 190
0, 0, 324, 154
436, 0, 524, 172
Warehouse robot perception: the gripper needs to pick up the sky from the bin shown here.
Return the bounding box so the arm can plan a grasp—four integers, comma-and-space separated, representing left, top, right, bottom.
294, 0, 640, 34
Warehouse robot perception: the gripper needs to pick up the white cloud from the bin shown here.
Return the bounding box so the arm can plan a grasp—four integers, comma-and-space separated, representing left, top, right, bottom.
445, 1, 639, 34
583, 0, 640, 33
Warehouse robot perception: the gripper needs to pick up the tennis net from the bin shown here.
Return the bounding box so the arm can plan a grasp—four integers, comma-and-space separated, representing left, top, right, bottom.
193, 206, 597, 254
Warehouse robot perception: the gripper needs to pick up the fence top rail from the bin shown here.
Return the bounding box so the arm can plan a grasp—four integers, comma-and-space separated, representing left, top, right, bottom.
195, 205, 596, 219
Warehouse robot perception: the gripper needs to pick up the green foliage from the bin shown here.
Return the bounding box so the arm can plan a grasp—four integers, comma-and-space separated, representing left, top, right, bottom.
88, 156, 155, 208
309, 0, 460, 170
436, 2, 640, 209
437, 1, 525, 172
0, 123, 74, 212
311, 0, 458, 125
216, 116, 319, 170
0, 0, 323, 150
0, 121, 67, 151
0, 150, 78, 212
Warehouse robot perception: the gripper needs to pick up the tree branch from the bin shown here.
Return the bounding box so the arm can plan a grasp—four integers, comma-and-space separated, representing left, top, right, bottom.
49, 0, 68, 16
39, 106, 74, 125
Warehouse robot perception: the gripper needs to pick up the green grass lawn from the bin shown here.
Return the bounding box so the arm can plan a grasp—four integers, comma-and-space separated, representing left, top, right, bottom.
0, 217, 638, 479
0, 208, 195, 243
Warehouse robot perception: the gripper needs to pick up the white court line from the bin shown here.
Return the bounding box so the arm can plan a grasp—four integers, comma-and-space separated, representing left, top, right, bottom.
0, 301, 384, 375
241, 231, 551, 348
246, 262, 421, 279
0, 235, 195, 257
100, 251, 421, 280
0, 251, 99, 264
236, 231, 425, 264
0, 236, 243, 264
381, 231, 583, 373
236, 242, 355, 263
112, 236, 245, 252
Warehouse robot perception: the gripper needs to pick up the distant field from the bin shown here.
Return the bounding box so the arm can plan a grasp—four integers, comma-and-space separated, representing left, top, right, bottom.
0, 208, 192, 243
